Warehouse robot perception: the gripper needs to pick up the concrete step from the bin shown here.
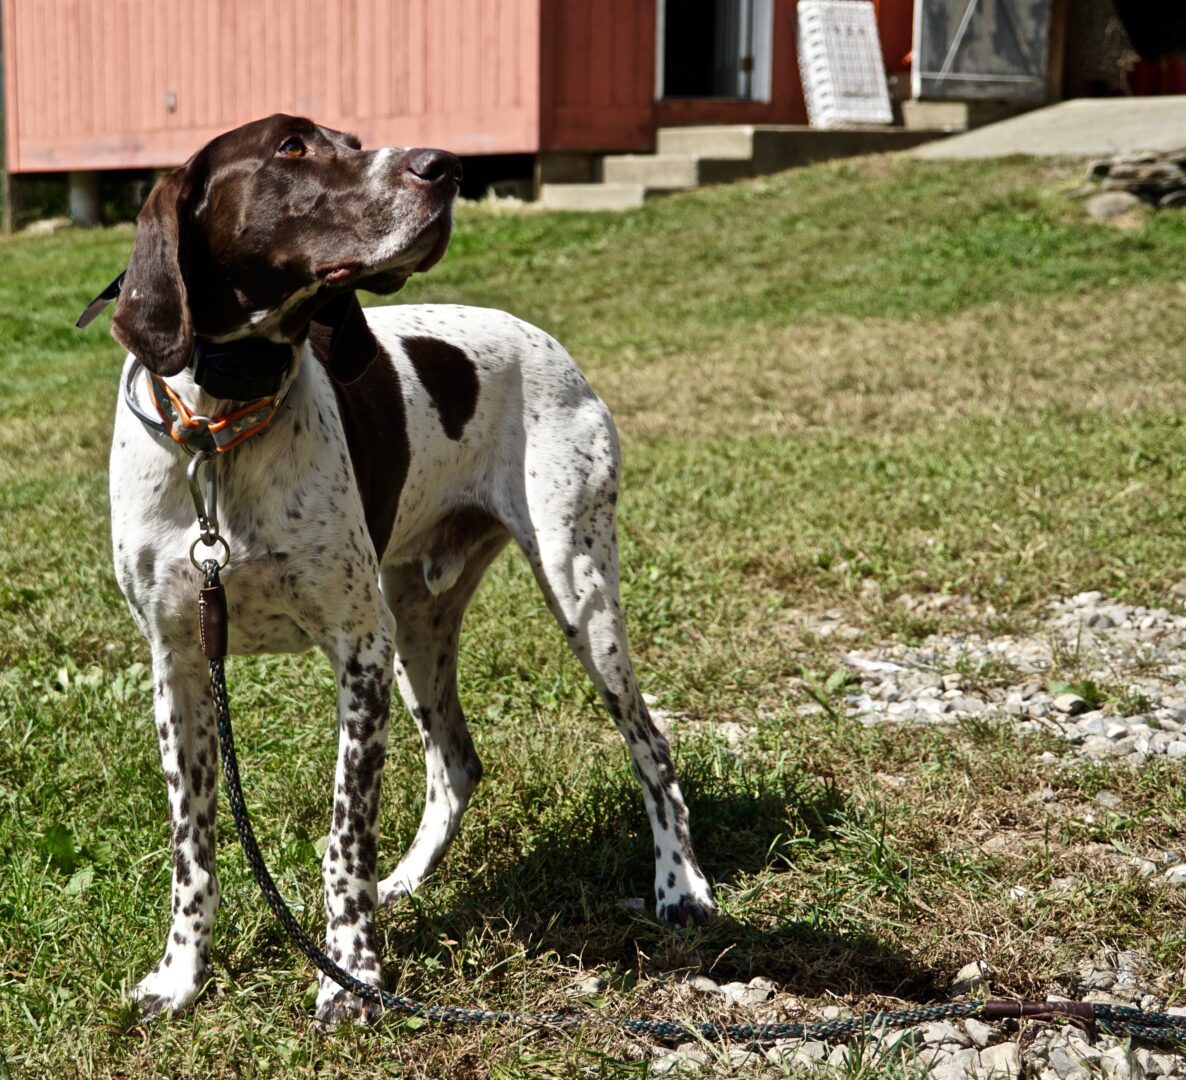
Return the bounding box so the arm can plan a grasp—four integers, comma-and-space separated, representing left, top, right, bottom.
600, 154, 754, 189
657, 124, 948, 170
539, 125, 952, 212
747, 125, 947, 170
656, 125, 757, 159
539, 182, 645, 211
901, 100, 970, 133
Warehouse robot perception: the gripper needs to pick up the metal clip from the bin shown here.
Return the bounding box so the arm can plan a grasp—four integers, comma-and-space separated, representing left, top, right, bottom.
187, 451, 229, 569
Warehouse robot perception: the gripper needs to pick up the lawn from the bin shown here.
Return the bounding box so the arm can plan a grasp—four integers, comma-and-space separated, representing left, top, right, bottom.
1, 154, 1185, 1077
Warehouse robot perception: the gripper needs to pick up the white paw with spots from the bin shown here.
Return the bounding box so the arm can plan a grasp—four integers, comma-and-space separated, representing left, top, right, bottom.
129, 956, 211, 1018
315, 971, 385, 1027
656, 865, 716, 928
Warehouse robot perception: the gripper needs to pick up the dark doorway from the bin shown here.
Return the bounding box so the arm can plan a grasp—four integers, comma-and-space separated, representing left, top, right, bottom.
664, 0, 719, 97
1111, 1, 1186, 60
663, 0, 760, 98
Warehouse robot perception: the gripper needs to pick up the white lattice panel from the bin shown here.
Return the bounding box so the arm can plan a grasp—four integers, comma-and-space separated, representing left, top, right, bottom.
797, 0, 894, 128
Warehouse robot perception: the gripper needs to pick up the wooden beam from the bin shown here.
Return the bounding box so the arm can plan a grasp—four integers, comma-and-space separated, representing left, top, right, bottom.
1047, 0, 1069, 102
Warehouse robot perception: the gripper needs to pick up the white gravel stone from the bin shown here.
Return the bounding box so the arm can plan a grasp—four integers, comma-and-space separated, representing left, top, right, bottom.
921, 1019, 972, 1049
827, 1044, 852, 1068
963, 1018, 994, 1049
952, 960, 989, 995
721, 979, 774, 1006
932, 1047, 981, 1080
1054, 694, 1089, 716
819, 1004, 853, 1020
785, 1040, 827, 1067
728, 1048, 761, 1070
682, 974, 721, 996
977, 1041, 1022, 1079
1165, 863, 1186, 885
1044, 1043, 1092, 1079
955, 696, 988, 714
1134, 1049, 1175, 1077
651, 1051, 706, 1076
1099, 1045, 1139, 1080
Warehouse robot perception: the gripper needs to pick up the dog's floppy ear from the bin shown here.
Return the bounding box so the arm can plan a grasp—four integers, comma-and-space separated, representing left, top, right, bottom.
309, 291, 380, 385
111, 167, 195, 376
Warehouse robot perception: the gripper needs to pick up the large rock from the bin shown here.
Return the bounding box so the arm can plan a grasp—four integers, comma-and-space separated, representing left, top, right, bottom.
1085, 192, 1142, 220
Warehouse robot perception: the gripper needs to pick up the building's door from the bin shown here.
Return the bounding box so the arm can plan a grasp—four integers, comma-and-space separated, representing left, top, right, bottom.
659, 0, 773, 100
913, 0, 1053, 100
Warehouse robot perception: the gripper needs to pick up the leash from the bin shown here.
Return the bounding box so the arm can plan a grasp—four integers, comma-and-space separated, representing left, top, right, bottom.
187, 488, 1186, 1047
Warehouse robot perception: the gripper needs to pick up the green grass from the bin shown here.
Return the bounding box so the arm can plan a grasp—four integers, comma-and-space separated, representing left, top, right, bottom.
2, 154, 1186, 1077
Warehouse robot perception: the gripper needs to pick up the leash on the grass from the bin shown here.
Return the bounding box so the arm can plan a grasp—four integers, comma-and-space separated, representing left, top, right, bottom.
186, 468, 1186, 1047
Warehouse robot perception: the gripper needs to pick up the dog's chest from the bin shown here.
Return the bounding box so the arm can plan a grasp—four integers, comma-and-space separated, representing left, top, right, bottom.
112, 397, 374, 655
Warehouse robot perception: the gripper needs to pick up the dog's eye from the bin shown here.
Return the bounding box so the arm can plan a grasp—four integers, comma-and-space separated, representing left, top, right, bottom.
278, 137, 307, 158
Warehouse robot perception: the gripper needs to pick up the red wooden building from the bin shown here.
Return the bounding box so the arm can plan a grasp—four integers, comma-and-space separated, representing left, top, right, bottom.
2, 0, 915, 176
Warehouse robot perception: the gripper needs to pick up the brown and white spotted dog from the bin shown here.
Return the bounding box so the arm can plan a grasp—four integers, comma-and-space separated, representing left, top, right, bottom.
106, 114, 714, 1025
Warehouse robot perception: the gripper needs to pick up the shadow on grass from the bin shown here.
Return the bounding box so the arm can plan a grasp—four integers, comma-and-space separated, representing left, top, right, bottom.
364, 751, 941, 1002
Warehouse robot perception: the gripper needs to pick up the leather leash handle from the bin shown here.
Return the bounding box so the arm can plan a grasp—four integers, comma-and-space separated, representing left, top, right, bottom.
199, 577, 228, 660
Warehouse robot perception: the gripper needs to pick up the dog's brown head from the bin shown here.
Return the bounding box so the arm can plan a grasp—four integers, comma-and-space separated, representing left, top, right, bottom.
111, 114, 460, 380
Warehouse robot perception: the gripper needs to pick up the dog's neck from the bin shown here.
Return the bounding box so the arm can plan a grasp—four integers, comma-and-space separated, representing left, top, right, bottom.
159, 336, 301, 419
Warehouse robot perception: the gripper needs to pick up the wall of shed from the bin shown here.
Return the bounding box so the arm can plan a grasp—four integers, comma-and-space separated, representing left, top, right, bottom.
3, 0, 919, 172
538, 0, 916, 153
3, 0, 540, 173
539, 0, 656, 152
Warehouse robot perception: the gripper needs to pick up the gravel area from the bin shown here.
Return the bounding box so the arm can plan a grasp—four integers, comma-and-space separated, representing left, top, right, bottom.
647, 957, 1186, 1077
838, 591, 1186, 770
645, 591, 1186, 1077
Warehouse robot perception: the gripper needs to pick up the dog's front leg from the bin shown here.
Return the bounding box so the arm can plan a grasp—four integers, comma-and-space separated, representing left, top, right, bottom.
314, 623, 395, 1026
131, 645, 221, 1017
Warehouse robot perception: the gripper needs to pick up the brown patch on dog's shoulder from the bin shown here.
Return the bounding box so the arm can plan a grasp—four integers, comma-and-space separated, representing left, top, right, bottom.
310, 328, 409, 560
402, 336, 479, 441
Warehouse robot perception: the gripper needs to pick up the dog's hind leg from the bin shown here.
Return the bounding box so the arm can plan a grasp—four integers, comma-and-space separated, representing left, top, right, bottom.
509, 405, 715, 928
130, 645, 221, 1017
376, 525, 509, 907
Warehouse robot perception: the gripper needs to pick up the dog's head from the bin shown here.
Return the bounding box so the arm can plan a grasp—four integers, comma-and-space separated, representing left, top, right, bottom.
111, 114, 460, 382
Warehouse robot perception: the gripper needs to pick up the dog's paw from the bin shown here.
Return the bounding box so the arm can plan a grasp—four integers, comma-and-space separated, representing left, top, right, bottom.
315, 984, 384, 1028
376, 876, 412, 910
659, 872, 711, 934
129, 962, 212, 1019
657, 892, 716, 929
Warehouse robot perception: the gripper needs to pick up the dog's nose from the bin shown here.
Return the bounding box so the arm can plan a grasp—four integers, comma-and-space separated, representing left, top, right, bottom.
406, 149, 462, 187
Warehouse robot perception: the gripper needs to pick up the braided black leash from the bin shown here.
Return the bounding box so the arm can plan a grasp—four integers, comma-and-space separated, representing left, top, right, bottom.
198, 557, 1186, 1048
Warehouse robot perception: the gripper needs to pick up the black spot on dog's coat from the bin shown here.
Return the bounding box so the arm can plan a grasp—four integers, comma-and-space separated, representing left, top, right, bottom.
402, 336, 479, 441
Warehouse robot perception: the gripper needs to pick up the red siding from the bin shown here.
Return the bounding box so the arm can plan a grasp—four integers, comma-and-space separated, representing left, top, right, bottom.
4, 0, 540, 173
538, 0, 889, 150
2, 0, 917, 172
539, 0, 655, 152
874, 0, 915, 72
